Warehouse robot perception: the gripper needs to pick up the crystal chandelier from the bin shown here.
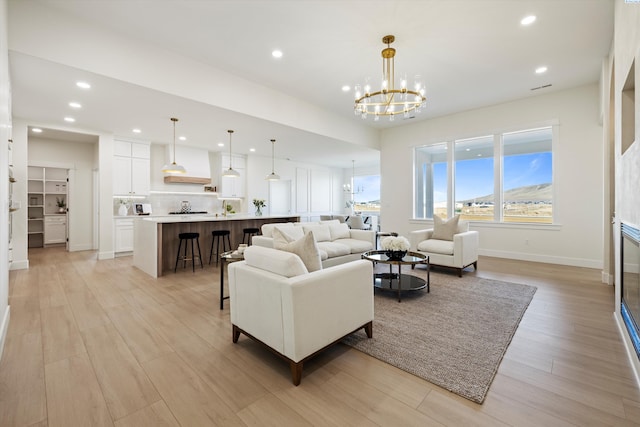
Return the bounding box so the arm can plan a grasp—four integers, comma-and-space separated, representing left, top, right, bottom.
343, 160, 363, 195
354, 35, 426, 122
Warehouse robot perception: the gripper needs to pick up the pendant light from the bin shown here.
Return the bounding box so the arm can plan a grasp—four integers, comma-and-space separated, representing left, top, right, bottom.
161, 117, 186, 174
222, 129, 240, 177
265, 138, 280, 181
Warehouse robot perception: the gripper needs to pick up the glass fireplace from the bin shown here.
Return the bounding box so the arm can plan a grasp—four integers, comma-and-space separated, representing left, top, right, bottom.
621, 223, 640, 360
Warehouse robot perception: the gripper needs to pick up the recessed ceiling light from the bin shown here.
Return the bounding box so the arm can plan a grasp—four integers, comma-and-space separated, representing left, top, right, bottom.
272, 50, 283, 59
218, 143, 224, 147
521, 15, 536, 26
179, 136, 186, 141
76, 81, 91, 89
535, 66, 548, 74
249, 148, 256, 152
132, 128, 141, 134
31, 128, 43, 133
69, 102, 82, 109
64, 117, 75, 123
342, 85, 351, 92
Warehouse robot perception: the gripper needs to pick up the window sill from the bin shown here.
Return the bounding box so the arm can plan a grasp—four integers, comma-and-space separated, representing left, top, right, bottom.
409, 218, 561, 231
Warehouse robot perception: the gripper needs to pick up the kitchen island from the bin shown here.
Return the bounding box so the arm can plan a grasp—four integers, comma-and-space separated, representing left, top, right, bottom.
133, 214, 299, 277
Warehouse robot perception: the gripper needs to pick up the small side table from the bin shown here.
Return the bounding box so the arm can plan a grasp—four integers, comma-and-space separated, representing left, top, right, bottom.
219, 250, 245, 310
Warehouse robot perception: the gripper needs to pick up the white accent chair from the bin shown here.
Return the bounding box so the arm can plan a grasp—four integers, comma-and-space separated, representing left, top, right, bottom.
347, 215, 371, 230
409, 220, 479, 277
228, 245, 374, 385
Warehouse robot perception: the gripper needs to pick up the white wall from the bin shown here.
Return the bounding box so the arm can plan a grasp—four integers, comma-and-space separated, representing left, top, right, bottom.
380, 84, 604, 269
0, 0, 10, 359
28, 137, 96, 251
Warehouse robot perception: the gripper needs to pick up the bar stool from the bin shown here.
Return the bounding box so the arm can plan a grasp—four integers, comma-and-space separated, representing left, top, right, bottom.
210, 229, 232, 265
174, 232, 203, 273
242, 227, 260, 245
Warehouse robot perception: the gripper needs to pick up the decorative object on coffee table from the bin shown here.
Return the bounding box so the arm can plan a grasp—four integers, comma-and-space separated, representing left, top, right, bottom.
380, 235, 409, 260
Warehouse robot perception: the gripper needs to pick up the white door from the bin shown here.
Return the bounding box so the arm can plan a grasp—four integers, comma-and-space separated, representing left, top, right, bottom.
269, 179, 291, 215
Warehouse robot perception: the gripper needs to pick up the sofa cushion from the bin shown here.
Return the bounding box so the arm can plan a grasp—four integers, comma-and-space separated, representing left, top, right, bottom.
316, 241, 350, 258
432, 215, 460, 241
329, 223, 351, 241
336, 238, 374, 254
302, 224, 331, 242
243, 245, 309, 277
273, 225, 304, 242
261, 222, 293, 238
272, 229, 322, 272
417, 239, 455, 255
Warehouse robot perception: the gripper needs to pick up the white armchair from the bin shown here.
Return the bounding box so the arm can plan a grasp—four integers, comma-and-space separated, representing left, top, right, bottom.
410, 218, 479, 277
228, 245, 373, 385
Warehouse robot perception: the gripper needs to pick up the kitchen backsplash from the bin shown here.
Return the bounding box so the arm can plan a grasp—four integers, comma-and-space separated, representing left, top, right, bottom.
113, 194, 242, 216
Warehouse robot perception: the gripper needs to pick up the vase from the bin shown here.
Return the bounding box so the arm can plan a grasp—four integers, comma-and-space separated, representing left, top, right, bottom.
385, 250, 407, 261
118, 204, 128, 216
255, 207, 262, 216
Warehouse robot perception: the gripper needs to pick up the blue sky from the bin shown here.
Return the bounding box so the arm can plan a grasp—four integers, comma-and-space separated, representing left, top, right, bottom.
434, 152, 552, 201
353, 175, 381, 202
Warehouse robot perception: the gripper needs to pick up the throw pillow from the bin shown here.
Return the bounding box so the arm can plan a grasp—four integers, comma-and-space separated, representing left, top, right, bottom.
329, 223, 351, 241
301, 224, 331, 242
273, 225, 304, 243
431, 215, 460, 241
272, 228, 322, 272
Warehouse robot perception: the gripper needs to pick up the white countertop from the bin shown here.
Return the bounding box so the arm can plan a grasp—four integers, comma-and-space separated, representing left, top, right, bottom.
136, 214, 295, 224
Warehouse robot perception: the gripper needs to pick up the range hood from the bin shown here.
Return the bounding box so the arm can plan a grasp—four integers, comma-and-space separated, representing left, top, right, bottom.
164, 145, 211, 184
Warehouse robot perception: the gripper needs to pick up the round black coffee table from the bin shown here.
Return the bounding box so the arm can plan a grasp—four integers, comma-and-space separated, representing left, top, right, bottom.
362, 250, 430, 302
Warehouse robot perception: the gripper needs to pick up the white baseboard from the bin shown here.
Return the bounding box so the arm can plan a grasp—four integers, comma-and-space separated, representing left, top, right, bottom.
97, 251, 115, 260
479, 248, 602, 269
9, 259, 29, 270
69, 243, 93, 252
0, 306, 10, 362
601, 271, 614, 285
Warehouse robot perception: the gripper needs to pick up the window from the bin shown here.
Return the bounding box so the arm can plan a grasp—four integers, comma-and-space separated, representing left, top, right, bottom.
503, 128, 552, 223
455, 135, 494, 221
414, 126, 553, 224
352, 174, 381, 214
414, 143, 448, 219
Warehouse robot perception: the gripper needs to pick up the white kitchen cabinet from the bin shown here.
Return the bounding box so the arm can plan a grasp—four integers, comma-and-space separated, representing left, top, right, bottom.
113, 139, 150, 196
44, 215, 67, 245
114, 218, 134, 254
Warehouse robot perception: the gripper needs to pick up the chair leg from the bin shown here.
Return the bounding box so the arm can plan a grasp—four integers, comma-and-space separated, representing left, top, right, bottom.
290, 361, 303, 386
196, 237, 203, 269
458, 268, 462, 277
225, 235, 232, 252
209, 236, 215, 265
364, 321, 373, 338
174, 239, 183, 272
190, 238, 195, 272
473, 261, 478, 270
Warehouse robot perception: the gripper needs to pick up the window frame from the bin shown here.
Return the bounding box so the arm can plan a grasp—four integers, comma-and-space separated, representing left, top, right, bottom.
413, 123, 557, 225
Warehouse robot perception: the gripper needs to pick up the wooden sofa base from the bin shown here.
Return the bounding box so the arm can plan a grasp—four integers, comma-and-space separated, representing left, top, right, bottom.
232, 321, 373, 386
413, 260, 478, 277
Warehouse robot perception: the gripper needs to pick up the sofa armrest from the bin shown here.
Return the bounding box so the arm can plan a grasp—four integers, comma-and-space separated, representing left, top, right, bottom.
281, 260, 373, 361
409, 228, 434, 250
349, 229, 376, 246
452, 230, 479, 266
251, 236, 273, 248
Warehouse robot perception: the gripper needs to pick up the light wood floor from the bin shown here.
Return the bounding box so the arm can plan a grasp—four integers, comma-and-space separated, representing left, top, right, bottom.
1, 247, 640, 426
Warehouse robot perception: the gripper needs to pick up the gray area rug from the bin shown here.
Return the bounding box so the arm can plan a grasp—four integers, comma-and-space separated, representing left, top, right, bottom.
342, 268, 537, 404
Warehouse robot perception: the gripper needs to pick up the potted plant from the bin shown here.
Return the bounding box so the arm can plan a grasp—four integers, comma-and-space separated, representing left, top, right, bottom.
380, 235, 410, 260
56, 197, 66, 213
252, 199, 266, 216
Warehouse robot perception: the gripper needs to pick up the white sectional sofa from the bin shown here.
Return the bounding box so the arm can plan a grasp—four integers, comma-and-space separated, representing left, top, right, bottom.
252, 220, 376, 268
228, 245, 374, 385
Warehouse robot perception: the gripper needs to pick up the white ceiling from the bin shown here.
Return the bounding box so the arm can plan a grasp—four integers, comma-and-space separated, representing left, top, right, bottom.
7, 0, 614, 168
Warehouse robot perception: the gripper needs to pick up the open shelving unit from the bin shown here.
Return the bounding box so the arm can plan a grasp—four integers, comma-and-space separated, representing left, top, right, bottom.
28, 166, 68, 248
